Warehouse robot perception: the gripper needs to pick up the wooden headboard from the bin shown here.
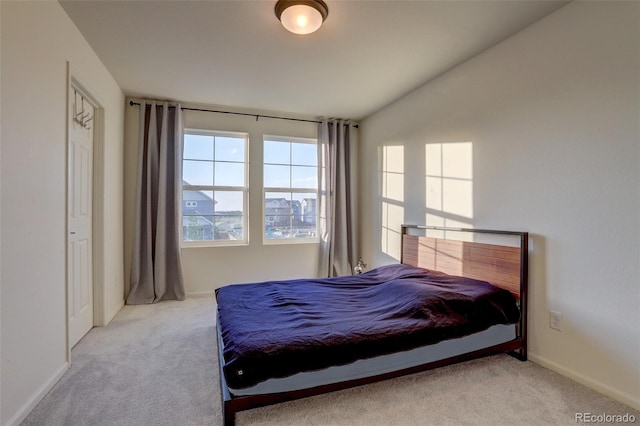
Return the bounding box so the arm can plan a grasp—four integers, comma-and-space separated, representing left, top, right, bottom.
400, 225, 529, 361
401, 225, 528, 300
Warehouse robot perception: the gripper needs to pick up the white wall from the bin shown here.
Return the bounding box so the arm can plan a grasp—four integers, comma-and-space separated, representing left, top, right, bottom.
359, 1, 639, 410
0, 2, 125, 424
123, 102, 320, 296
0, 3, 3, 422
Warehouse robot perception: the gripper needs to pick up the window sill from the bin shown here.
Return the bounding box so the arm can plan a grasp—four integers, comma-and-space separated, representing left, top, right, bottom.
181, 241, 249, 249
262, 238, 320, 246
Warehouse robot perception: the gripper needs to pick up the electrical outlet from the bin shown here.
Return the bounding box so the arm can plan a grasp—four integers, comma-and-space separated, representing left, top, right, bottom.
549, 311, 563, 331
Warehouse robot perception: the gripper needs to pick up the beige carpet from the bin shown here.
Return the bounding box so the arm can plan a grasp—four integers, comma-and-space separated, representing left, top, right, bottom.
23, 297, 638, 426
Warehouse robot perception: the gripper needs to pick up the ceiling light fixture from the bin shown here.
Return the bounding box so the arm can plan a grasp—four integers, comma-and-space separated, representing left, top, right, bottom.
275, 0, 329, 35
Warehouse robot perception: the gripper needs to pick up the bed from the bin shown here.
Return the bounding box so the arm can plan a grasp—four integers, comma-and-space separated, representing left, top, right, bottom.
215, 225, 528, 425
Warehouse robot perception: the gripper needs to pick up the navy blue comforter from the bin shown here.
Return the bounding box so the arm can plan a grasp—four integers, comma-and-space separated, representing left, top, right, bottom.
215, 264, 520, 389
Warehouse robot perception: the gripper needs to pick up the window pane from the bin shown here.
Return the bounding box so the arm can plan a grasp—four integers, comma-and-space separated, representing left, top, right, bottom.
183, 190, 214, 216
182, 130, 248, 245
183, 215, 214, 241
264, 165, 291, 188
293, 218, 316, 238
265, 192, 292, 216
264, 140, 290, 164
263, 137, 317, 242
293, 193, 316, 237
215, 162, 245, 186
213, 191, 244, 215
214, 216, 243, 241
293, 194, 317, 216
292, 143, 317, 166
215, 136, 245, 162
183, 134, 213, 161
291, 166, 317, 189
265, 216, 292, 239
183, 160, 213, 186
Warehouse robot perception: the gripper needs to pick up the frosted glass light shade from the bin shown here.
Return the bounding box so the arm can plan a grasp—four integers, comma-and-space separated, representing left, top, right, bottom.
275, 1, 328, 35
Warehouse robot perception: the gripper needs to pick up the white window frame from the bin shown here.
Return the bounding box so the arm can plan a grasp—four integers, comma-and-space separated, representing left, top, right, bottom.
182, 129, 249, 247
263, 135, 319, 245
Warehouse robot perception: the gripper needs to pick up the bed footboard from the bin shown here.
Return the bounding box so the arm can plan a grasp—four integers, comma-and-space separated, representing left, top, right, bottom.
217, 325, 234, 426
217, 342, 528, 424
216, 329, 525, 425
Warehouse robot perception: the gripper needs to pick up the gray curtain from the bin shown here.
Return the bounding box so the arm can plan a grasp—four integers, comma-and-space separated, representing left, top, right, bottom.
317, 119, 356, 277
127, 101, 185, 304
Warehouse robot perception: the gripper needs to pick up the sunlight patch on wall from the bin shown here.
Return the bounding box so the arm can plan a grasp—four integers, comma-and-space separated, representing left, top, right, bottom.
425, 142, 473, 240
381, 145, 405, 260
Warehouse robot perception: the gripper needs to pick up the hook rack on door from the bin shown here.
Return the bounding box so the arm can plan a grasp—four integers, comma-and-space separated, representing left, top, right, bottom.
73, 89, 93, 130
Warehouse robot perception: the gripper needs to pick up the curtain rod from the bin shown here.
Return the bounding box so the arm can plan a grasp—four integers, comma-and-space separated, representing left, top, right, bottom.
128, 101, 358, 128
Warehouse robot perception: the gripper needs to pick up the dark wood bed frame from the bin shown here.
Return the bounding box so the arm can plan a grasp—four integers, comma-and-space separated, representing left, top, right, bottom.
217, 225, 528, 425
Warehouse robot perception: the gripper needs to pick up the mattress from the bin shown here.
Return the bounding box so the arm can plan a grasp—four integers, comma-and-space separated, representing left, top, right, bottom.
221, 323, 515, 396
216, 264, 521, 391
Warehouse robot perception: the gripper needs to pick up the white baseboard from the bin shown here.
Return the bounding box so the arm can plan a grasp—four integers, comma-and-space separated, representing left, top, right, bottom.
4, 362, 69, 426
104, 299, 125, 325
528, 352, 640, 411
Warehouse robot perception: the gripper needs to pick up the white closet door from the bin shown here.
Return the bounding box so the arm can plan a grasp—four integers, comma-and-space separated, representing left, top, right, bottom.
68, 86, 94, 348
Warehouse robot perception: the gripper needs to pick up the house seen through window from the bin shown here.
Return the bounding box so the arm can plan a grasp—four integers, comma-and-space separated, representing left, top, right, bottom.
263, 135, 318, 243
182, 130, 248, 245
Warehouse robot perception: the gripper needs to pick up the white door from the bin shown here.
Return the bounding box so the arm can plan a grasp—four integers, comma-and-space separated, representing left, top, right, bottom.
68, 86, 94, 348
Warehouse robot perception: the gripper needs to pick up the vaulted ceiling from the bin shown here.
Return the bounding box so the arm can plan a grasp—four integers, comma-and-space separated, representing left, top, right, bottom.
60, 0, 568, 120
